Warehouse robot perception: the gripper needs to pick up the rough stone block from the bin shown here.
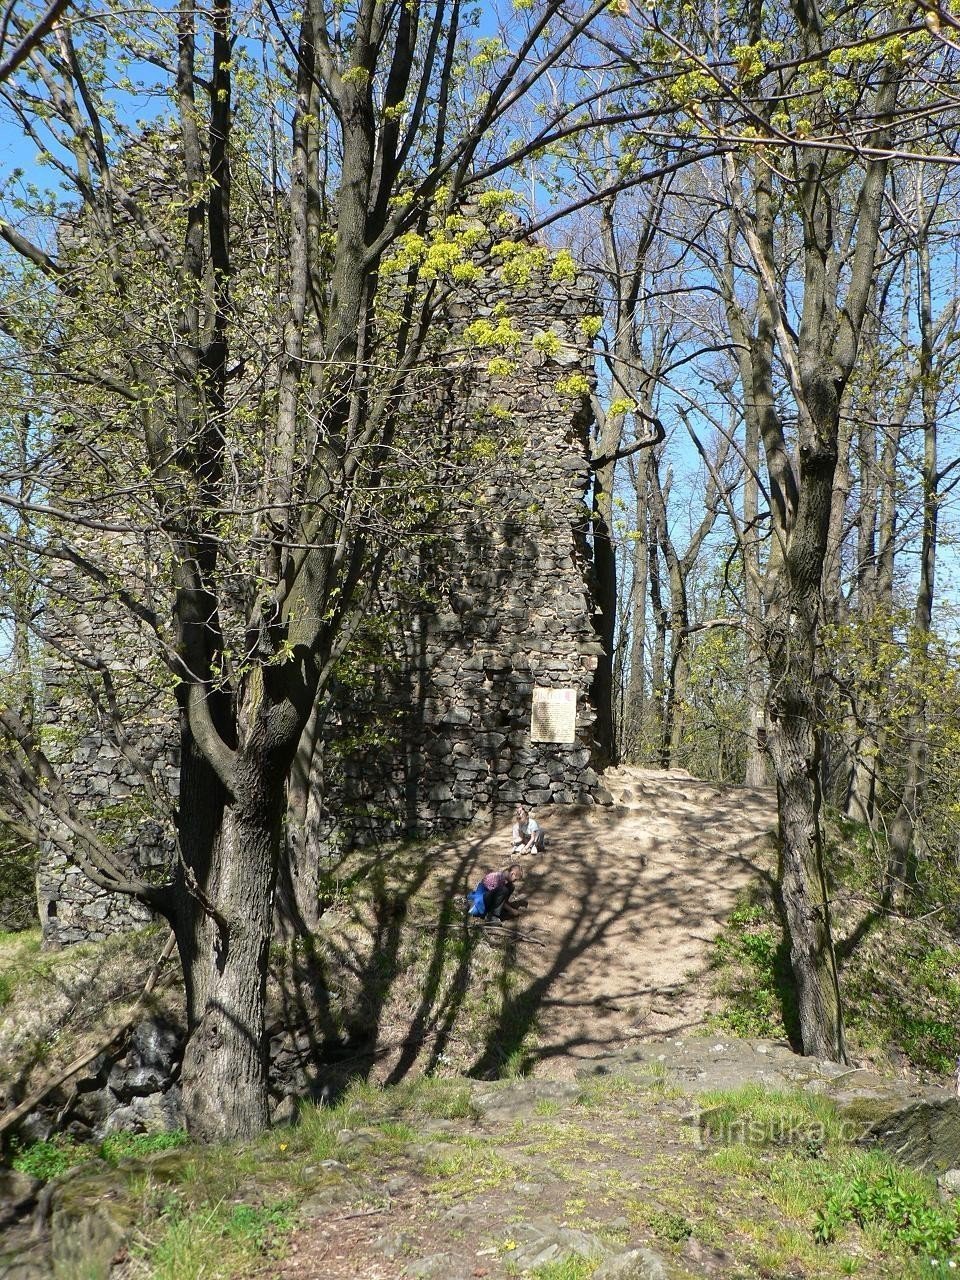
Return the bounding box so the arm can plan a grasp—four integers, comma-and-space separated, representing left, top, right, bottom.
441, 706, 472, 725
438, 800, 472, 820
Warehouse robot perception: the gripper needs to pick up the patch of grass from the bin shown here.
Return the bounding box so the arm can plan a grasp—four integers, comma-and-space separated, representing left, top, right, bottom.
505, 1255, 600, 1280
697, 1083, 845, 1153
99, 1129, 190, 1166
11, 1134, 93, 1181
289, 1074, 478, 1168
575, 1073, 648, 1110
703, 1145, 762, 1176
0, 971, 15, 1009
223, 1200, 296, 1252
140, 1187, 297, 1279
825, 816, 960, 1076
708, 896, 799, 1043
503, 1043, 535, 1078
339, 1075, 478, 1123
645, 1208, 693, 1243
295, 1104, 347, 1162
423, 1142, 515, 1204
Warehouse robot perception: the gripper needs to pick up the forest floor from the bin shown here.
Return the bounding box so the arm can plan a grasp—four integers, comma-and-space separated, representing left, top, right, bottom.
5, 768, 960, 1280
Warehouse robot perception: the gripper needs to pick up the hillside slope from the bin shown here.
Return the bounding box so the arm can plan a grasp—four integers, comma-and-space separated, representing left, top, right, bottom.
349, 767, 778, 1082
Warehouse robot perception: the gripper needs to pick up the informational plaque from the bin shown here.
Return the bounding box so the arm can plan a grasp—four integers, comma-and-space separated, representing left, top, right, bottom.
530, 685, 577, 743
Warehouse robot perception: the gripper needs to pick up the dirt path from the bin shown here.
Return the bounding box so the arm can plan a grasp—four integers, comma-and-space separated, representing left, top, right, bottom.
440, 766, 777, 1075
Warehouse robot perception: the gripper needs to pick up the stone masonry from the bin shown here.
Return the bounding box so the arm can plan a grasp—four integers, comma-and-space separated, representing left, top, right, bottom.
319, 253, 604, 845
37, 227, 606, 943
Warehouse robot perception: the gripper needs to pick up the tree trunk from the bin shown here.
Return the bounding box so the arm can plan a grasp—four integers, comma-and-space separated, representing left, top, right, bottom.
742, 402, 767, 788
887, 233, 939, 900
767, 654, 846, 1061
177, 765, 283, 1140
647, 533, 668, 767
275, 699, 326, 937
623, 478, 650, 760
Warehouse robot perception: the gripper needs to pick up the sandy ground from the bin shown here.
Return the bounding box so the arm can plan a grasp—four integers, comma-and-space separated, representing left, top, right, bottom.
422, 766, 778, 1076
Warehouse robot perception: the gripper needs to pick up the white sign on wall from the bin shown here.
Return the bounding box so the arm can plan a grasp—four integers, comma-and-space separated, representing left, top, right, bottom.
530, 685, 577, 744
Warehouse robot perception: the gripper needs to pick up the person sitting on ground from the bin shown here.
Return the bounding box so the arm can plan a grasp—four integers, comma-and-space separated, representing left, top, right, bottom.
512, 805, 545, 857
467, 862, 526, 923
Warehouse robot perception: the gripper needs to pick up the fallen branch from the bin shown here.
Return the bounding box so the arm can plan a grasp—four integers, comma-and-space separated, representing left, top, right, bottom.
471, 920, 546, 947
0, 930, 178, 1140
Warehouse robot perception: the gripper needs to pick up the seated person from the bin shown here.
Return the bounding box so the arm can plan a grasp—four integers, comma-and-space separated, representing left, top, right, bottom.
467, 862, 525, 922
512, 805, 545, 856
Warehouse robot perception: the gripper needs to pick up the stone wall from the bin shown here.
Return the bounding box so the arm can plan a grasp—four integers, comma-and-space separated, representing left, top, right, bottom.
38, 541, 179, 946
319, 258, 604, 845
37, 235, 605, 943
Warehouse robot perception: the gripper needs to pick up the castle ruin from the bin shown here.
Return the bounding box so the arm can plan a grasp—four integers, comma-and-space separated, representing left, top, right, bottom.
37, 238, 606, 946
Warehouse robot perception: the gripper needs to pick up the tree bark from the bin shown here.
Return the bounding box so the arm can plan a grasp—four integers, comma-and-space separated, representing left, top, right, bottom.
176, 755, 286, 1140
887, 230, 940, 900
768, 666, 845, 1060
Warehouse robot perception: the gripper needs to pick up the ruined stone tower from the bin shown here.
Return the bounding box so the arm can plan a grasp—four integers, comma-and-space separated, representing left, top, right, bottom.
37, 242, 605, 946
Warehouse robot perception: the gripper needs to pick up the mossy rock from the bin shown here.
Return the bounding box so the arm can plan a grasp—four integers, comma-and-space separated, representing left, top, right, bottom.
833, 1088, 960, 1173
49, 1168, 142, 1279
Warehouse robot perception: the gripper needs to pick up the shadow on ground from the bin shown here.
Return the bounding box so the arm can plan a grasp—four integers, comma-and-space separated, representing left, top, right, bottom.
273, 768, 779, 1097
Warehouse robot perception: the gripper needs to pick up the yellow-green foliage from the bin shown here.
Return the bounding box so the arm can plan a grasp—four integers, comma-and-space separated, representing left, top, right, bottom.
477, 188, 516, 215
607, 397, 636, 417
555, 373, 590, 398
532, 331, 562, 356
464, 316, 523, 350
549, 249, 577, 283
494, 240, 548, 286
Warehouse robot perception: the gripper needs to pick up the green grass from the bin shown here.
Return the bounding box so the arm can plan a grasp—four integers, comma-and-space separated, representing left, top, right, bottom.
645, 1208, 693, 1243
142, 1198, 297, 1280
11, 1059, 955, 1280
422, 1139, 516, 1203
708, 813, 960, 1076
11, 1134, 93, 1181
12, 1130, 190, 1182
100, 1129, 190, 1165
708, 898, 798, 1042
0, 927, 43, 1009
525, 1258, 601, 1280
696, 1083, 846, 1152
814, 1153, 960, 1263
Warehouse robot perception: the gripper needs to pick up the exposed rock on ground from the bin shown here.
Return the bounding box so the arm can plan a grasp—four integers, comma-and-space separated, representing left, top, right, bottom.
4, 1038, 957, 1279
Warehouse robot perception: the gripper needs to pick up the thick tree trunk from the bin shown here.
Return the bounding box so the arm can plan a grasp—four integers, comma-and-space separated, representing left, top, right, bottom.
177, 775, 282, 1140
767, 660, 846, 1062
170, 709, 288, 1141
